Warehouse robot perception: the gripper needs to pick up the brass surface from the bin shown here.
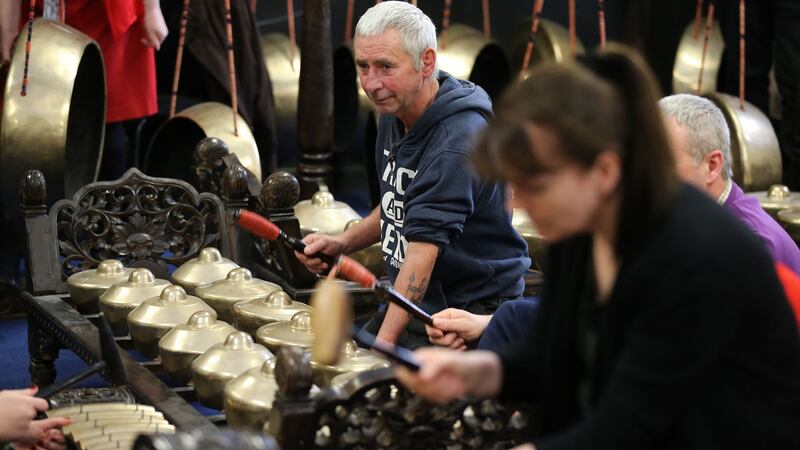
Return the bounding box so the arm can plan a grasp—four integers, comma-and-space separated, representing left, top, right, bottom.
262, 33, 301, 158
195, 268, 282, 322
255, 310, 315, 353
128, 285, 216, 358
311, 340, 388, 387
778, 207, 800, 244
1, 19, 104, 228
99, 269, 171, 336
232, 290, 311, 337
158, 310, 236, 383
511, 18, 585, 79
295, 188, 362, 235
67, 260, 134, 314
437, 24, 511, 99
145, 101, 261, 181
672, 19, 724, 95
748, 184, 800, 219
223, 358, 279, 430
511, 208, 546, 271
171, 247, 239, 295
190, 331, 273, 410
224, 358, 320, 430
706, 92, 782, 191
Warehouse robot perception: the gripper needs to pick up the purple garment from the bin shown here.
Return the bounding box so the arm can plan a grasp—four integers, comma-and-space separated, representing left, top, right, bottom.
725, 181, 800, 273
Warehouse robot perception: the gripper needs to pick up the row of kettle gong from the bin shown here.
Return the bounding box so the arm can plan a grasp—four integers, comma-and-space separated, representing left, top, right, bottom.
65, 250, 387, 430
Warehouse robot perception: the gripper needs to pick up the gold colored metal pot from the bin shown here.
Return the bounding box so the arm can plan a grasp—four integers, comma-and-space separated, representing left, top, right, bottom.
171, 247, 239, 295
311, 340, 388, 387
1, 19, 104, 229
262, 32, 301, 159
232, 290, 311, 337
512, 208, 546, 271
99, 269, 171, 336
195, 268, 282, 323
705, 92, 782, 192
127, 285, 216, 359
145, 101, 261, 182
437, 24, 511, 100
158, 310, 236, 383
747, 184, 800, 219
295, 188, 362, 235
223, 358, 278, 430
67, 260, 134, 314
672, 19, 724, 95
777, 207, 800, 246
255, 310, 314, 353
190, 331, 273, 410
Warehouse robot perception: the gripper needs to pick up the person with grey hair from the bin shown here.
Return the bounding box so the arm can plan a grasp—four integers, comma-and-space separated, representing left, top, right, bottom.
295, 1, 529, 349
659, 93, 800, 273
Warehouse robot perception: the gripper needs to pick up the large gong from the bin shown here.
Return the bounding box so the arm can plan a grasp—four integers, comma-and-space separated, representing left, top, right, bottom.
705, 92, 782, 191
261, 33, 300, 162
672, 19, 724, 95
437, 24, 511, 100
0, 19, 105, 222
144, 102, 262, 182
508, 18, 585, 75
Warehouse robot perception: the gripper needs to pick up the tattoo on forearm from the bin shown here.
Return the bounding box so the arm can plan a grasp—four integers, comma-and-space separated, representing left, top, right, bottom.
406, 273, 429, 304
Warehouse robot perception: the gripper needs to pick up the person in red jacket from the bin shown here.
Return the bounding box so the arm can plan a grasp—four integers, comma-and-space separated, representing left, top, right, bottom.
1, 0, 167, 179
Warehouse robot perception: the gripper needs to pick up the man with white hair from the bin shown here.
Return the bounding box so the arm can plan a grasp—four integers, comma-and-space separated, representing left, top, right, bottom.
659, 94, 800, 273
295, 1, 529, 349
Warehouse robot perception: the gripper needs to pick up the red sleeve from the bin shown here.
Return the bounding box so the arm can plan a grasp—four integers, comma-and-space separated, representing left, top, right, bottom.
774, 262, 800, 328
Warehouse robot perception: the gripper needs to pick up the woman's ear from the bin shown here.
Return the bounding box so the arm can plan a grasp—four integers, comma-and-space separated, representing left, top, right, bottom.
593, 150, 622, 197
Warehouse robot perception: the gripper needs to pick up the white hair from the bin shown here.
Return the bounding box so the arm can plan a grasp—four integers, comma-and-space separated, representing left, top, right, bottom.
355, 1, 439, 79
658, 94, 733, 180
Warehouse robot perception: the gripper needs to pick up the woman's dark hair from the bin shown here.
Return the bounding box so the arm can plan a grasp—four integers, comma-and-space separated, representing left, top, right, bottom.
473, 44, 678, 259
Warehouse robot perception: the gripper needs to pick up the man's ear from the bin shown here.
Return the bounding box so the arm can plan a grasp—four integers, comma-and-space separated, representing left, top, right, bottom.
706, 149, 725, 185
421, 47, 436, 78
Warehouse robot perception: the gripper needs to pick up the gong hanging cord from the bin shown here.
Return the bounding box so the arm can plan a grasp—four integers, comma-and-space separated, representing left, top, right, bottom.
482, 0, 491, 38
20, 0, 36, 96
692, 0, 703, 39
223, 0, 239, 136
440, 0, 452, 50
344, 0, 355, 44
287, 0, 297, 72
695, 1, 715, 95
597, 0, 606, 49
519, 0, 545, 79
738, 0, 745, 110
568, 0, 576, 57
169, 0, 191, 118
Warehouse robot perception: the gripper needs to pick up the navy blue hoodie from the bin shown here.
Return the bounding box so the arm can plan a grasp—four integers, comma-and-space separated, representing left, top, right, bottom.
376, 71, 530, 315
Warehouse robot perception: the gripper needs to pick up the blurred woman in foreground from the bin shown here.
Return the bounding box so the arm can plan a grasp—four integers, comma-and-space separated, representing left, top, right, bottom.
396, 45, 800, 450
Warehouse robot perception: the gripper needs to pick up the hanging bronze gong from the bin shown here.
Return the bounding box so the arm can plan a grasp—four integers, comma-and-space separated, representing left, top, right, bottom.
144, 102, 262, 182
1, 19, 104, 232
672, 19, 724, 95
261, 32, 301, 159
437, 24, 511, 100
509, 18, 585, 77
705, 92, 782, 192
